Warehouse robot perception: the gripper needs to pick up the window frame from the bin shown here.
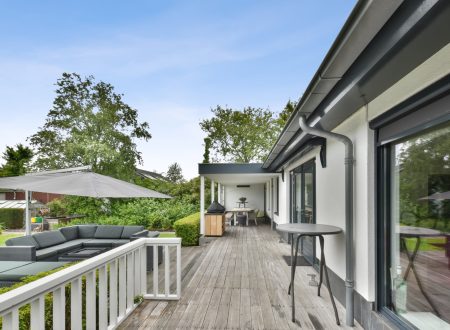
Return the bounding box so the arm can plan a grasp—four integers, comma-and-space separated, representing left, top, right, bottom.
374, 77, 450, 328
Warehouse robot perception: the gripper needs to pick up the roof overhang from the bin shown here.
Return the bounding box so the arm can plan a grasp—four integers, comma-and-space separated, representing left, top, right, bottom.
198, 163, 278, 185
264, 0, 450, 171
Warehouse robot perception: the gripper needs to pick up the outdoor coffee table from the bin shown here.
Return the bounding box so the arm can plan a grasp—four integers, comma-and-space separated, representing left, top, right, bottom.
277, 223, 342, 325
58, 247, 108, 262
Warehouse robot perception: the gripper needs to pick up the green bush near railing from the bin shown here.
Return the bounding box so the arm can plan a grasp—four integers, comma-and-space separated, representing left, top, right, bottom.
173, 212, 200, 246
0, 263, 73, 329
0, 208, 23, 229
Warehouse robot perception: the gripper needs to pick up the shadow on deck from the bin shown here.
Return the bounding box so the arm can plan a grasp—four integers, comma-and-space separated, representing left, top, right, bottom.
119, 224, 362, 329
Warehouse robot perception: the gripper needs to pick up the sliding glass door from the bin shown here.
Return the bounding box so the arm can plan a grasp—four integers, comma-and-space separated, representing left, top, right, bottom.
291, 159, 316, 265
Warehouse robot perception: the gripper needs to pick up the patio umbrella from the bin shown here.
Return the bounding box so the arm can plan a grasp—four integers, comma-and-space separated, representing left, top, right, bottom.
418, 191, 450, 201
0, 168, 171, 234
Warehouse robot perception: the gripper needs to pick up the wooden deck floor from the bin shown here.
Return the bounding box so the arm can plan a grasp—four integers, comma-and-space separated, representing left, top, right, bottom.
119, 224, 362, 330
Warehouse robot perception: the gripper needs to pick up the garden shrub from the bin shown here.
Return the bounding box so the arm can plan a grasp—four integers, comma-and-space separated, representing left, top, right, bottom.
173, 212, 200, 246
64, 197, 198, 231
0, 208, 23, 229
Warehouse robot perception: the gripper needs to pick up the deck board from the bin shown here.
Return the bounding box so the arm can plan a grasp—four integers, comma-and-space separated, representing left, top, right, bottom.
119, 224, 363, 330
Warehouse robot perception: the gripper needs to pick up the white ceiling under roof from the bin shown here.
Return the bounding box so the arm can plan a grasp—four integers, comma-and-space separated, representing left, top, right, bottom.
202, 173, 279, 185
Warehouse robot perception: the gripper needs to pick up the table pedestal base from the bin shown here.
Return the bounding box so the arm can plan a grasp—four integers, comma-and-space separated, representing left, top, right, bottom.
288, 233, 340, 325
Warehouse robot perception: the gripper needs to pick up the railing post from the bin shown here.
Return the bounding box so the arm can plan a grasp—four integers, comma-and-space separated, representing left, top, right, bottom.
71, 278, 82, 330
177, 242, 181, 299
3, 309, 19, 330
134, 249, 140, 296
31, 296, 45, 329
165, 245, 170, 297
53, 286, 65, 329
98, 265, 108, 330
126, 253, 134, 310
86, 271, 96, 329
140, 246, 147, 296
109, 260, 118, 327
118, 256, 126, 318
153, 245, 159, 296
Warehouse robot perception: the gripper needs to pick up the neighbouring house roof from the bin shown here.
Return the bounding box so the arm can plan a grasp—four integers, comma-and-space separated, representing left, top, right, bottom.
263, 0, 449, 171
0, 200, 44, 209
136, 168, 168, 181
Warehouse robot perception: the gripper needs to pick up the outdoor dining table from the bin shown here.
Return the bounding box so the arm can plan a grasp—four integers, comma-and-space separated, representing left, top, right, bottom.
277, 223, 342, 325
399, 225, 443, 316
229, 207, 254, 226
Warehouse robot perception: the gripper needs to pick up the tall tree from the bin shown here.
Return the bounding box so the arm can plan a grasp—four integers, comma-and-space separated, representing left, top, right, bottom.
166, 162, 185, 183
200, 106, 280, 163
29, 73, 151, 180
0, 144, 33, 176
277, 100, 297, 127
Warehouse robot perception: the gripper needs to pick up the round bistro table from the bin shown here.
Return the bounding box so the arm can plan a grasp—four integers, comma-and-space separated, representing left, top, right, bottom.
277, 223, 343, 325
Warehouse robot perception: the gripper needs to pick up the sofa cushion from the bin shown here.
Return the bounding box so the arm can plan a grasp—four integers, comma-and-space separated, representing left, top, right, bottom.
36, 247, 59, 261
94, 226, 124, 239
121, 226, 145, 238
77, 225, 98, 238
83, 239, 118, 248
59, 226, 78, 241
54, 239, 90, 254
32, 231, 67, 249
5, 236, 40, 248
112, 239, 131, 248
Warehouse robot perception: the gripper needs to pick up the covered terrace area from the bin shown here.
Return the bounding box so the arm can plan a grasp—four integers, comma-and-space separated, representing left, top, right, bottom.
198, 163, 280, 234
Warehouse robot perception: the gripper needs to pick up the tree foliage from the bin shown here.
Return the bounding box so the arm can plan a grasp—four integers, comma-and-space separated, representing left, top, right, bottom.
397, 125, 450, 230
200, 106, 280, 163
277, 100, 297, 127
29, 73, 151, 180
0, 144, 33, 177
166, 162, 184, 183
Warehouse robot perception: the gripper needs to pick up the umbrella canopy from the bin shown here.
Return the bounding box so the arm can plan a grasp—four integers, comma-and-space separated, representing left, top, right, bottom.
0, 171, 171, 198
0, 169, 171, 235
419, 191, 450, 201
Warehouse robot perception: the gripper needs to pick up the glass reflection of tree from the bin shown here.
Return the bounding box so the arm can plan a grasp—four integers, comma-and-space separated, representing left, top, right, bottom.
397, 125, 450, 230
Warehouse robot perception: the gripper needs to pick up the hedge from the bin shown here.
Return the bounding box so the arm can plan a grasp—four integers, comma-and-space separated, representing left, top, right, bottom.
0, 263, 73, 329
0, 262, 143, 329
173, 212, 200, 246
0, 208, 23, 229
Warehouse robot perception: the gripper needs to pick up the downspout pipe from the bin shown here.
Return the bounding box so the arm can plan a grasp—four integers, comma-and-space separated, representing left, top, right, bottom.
298, 115, 354, 326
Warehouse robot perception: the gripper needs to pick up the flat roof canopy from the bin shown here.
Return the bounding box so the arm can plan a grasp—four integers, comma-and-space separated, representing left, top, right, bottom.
198, 163, 278, 185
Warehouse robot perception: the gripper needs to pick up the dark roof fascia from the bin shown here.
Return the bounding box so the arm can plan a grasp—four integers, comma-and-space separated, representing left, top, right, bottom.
274, 137, 326, 172
265, 0, 448, 171
198, 163, 274, 175
369, 73, 450, 130
263, 0, 399, 168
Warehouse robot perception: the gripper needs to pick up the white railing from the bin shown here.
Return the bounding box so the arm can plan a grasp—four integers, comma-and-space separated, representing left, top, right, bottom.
0, 237, 181, 330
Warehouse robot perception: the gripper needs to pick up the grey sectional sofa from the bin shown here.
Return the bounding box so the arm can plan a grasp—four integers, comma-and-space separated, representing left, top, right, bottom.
0, 225, 155, 262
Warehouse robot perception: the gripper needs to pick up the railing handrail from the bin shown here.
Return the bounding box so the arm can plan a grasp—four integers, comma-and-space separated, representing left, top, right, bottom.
0, 237, 181, 313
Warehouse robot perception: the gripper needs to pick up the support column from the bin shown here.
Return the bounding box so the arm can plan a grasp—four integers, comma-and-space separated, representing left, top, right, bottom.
25, 190, 31, 236
218, 183, 221, 204
200, 176, 205, 235
211, 180, 215, 203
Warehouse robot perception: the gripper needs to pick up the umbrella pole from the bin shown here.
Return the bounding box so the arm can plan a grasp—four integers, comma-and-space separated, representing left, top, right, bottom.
25, 190, 31, 236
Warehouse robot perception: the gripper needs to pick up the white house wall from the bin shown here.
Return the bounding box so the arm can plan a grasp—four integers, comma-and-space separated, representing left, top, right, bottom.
224, 184, 265, 212
272, 43, 450, 304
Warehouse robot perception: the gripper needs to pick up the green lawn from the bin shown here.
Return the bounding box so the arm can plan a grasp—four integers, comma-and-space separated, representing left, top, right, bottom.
0, 233, 22, 246
404, 237, 446, 251
159, 232, 176, 238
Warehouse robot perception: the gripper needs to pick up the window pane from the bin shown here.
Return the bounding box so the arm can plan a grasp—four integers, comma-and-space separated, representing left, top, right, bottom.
390, 123, 450, 327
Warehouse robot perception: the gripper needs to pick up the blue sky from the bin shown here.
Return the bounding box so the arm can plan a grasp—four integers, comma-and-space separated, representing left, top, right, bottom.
0, 1, 356, 178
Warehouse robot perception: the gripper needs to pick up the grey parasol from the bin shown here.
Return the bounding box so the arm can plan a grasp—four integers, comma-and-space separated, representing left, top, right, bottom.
0, 167, 171, 234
